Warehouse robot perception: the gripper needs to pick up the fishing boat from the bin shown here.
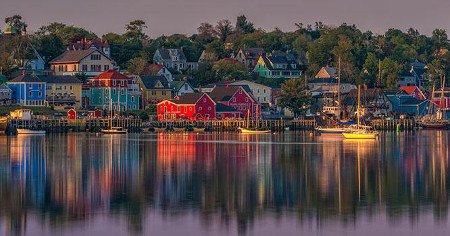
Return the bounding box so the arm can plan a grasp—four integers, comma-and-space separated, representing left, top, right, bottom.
101, 127, 128, 134
193, 127, 206, 133
101, 86, 127, 134
238, 127, 271, 134
17, 129, 46, 135
418, 76, 450, 129
342, 85, 378, 139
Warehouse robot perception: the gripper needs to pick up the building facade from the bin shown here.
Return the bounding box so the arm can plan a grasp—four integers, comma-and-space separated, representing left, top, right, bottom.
234, 48, 265, 69
153, 48, 198, 71
170, 80, 196, 97
7, 74, 46, 106
49, 49, 114, 76
0, 84, 12, 106
137, 75, 173, 107
230, 80, 272, 107
209, 85, 260, 118
253, 51, 302, 79
40, 75, 83, 108
157, 93, 216, 121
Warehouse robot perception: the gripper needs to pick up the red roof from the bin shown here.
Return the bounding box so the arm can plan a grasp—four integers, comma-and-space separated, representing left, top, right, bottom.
400, 86, 418, 95
400, 86, 426, 100
142, 64, 164, 75
92, 69, 129, 81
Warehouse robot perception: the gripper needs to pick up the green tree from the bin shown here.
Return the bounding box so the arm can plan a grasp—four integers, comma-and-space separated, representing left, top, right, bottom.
380, 58, 402, 89
5, 15, 27, 34
197, 22, 216, 43
36, 22, 97, 44
126, 57, 148, 75
235, 15, 255, 34
215, 19, 234, 42
278, 78, 311, 116
361, 52, 379, 87
212, 59, 249, 81
124, 20, 148, 42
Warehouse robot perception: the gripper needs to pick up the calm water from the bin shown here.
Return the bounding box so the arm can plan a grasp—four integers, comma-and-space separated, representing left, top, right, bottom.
0, 131, 449, 236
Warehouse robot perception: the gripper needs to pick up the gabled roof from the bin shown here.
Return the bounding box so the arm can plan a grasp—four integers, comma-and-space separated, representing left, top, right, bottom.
92, 69, 130, 81
216, 103, 239, 113
156, 48, 187, 61
171, 93, 206, 105
0, 84, 11, 91
258, 52, 301, 71
315, 66, 337, 79
49, 49, 109, 64
38, 75, 82, 84
409, 59, 426, 69
239, 48, 264, 59
9, 74, 43, 83
170, 80, 193, 91
142, 64, 165, 75
209, 85, 254, 102
68, 39, 109, 51
140, 75, 170, 90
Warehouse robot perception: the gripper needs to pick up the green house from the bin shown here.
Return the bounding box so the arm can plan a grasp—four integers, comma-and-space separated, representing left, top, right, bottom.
253, 52, 302, 79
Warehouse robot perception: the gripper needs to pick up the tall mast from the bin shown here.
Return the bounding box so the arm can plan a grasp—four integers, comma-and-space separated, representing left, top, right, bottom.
440, 75, 446, 119
377, 60, 382, 87
357, 85, 361, 129
337, 56, 341, 120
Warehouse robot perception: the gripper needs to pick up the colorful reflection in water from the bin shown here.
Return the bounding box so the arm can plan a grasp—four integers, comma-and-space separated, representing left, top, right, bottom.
0, 131, 449, 235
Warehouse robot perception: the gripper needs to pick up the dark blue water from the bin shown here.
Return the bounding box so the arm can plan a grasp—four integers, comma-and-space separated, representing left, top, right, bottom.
0, 131, 449, 235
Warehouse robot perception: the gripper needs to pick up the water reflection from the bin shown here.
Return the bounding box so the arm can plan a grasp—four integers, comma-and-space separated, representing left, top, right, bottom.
0, 131, 449, 235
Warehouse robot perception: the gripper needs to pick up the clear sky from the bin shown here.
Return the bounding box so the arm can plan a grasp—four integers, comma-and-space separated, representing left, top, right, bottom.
1, 0, 450, 37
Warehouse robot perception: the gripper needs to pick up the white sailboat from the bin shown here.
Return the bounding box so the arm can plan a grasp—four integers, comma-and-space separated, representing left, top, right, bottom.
102, 85, 128, 134
17, 129, 46, 135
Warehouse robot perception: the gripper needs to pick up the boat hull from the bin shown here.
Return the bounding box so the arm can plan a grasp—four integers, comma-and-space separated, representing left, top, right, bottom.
316, 127, 347, 134
342, 132, 377, 139
239, 128, 271, 134
101, 130, 127, 134
193, 128, 206, 133
17, 129, 46, 135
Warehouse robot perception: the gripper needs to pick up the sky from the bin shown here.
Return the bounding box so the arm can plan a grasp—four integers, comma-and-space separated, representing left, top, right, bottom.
1, 0, 450, 37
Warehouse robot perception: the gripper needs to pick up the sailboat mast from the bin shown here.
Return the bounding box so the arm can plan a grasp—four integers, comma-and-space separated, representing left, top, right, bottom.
441, 75, 446, 119
337, 56, 341, 120
357, 85, 361, 129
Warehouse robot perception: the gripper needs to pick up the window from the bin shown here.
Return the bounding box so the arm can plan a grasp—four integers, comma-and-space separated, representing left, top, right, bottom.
113, 88, 116, 95
91, 54, 101, 60
199, 107, 202, 111
38, 92, 42, 97
232, 97, 236, 102
177, 106, 181, 112
121, 80, 125, 86
203, 98, 206, 103
208, 106, 211, 111
121, 88, 124, 95
104, 65, 110, 71
29, 91, 32, 97
131, 96, 135, 102
239, 89, 242, 94
184, 84, 188, 90
82, 65, 88, 71
245, 98, 248, 102
189, 107, 192, 111
113, 80, 117, 86
38, 84, 42, 89
74, 65, 78, 71
29, 84, 32, 89
69, 86, 73, 90
152, 91, 156, 96
162, 91, 166, 95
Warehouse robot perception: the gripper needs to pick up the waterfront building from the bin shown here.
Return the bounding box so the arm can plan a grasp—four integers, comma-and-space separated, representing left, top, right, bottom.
142, 63, 173, 82
39, 75, 83, 108
386, 91, 430, 116
234, 48, 265, 69
49, 49, 114, 76
432, 87, 450, 111
253, 51, 302, 79
7, 74, 46, 106
86, 70, 139, 111
157, 93, 216, 120
170, 80, 196, 97
137, 75, 172, 107
0, 84, 12, 106
399, 86, 426, 101
230, 80, 272, 110
209, 85, 260, 118
153, 48, 198, 71
67, 38, 111, 57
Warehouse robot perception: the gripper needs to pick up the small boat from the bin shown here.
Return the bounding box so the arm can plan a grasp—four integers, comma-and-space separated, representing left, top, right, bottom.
101, 127, 128, 134
193, 127, 206, 133
316, 127, 348, 134
17, 129, 46, 135
239, 127, 271, 134
418, 120, 450, 129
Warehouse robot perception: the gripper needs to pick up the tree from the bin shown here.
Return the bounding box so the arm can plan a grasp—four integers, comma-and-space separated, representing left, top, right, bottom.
36, 22, 97, 44
215, 19, 234, 42
33, 34, 65, 64
188, 62, 217, 86
5, 15, 27, 34
361, 52, 379, 87
212, 59, 249, 81
278, 78, 311, 116
235, 15, 255, 34
380, 58, 402, 89
197, 22, 216, 43
126, 57, 148, 75
125, 20, 148, 42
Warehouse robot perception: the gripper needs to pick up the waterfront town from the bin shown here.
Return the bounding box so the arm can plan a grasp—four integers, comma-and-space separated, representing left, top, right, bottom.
0, 14, 450, 134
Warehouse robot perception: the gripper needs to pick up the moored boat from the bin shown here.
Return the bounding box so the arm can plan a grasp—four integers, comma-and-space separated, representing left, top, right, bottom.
316, 127, 348, 134
239, 127, 271, 134
193, 127, 206, 133
17, 129, 46, 135
101, 127, 128, 134
173, 127, 186, 133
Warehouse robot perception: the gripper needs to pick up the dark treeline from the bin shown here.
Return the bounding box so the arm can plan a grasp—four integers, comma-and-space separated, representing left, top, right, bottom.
1, 14, 450, 90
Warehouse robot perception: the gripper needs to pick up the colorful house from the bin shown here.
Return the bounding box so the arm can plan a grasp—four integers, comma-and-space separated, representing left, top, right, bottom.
253, 51, 302, 79
137, 75, 172, 107
209, 85, 260, 118
234, 48, 265, 69
7, 74, 46, 106
386, 92, 430, 116
399, 86, 426, 101
67, 38, 111, 57
49, 49, 114, 76
230, 80, 272, 108
86, 70, 139, 111
432, 88, 450, 110
40, 75, 83, 108
170, 80, 196, 97
0, 84, 12, 106
153, 48, 198, 71
157, 93, 216, 121
142, 63, 173, 82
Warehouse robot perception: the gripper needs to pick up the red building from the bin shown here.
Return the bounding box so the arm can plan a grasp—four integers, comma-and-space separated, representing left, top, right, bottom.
432, 88, 450, 109
400, 86, 426, 101
157, 93, 216, 121
209, 85, 260, 118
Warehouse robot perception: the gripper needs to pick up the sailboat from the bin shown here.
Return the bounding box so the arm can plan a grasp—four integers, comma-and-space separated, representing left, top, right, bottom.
239, 109, 271, 134
342, 85, 379, 139
102, 85, 128, 134
316, 57, 349, 134
418, 75, 450, 129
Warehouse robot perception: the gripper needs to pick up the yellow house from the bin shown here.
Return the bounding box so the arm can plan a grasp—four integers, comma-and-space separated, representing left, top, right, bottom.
49, 49, 114, 77
40, 75, 83, 108
137, 75, 173, 107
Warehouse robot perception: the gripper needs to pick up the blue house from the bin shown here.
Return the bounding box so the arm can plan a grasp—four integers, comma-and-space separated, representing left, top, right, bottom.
386, 92, 430, 116
7, 74, 46, 106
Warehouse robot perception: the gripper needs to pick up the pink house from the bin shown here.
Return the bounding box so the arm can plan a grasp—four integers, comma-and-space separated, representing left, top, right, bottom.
209, 85, 260, 118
